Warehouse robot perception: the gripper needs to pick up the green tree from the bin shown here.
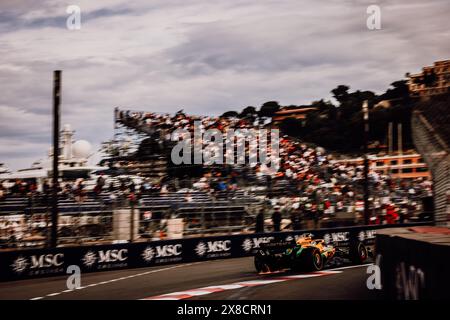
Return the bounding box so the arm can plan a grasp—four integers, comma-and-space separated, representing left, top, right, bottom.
379, 80, 410, 101
339, 90, 376, 119
258, 101, 280, 117
331, 85, 350, 104
220, 111, 239, 118
239, 106, 257, 118
279, 117, 303, 137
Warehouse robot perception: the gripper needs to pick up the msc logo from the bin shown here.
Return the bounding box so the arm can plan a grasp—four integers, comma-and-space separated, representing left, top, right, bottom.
82, 249, 128, 267
30, 254, 64, 269
195, 240, 231, 257
358, 230, 376, 242
11, 254, 64, 274
241, 237, 274, 252
141, 244, 182, 262
323, 232, 349, 244
11, 256, 28, 274
286, 233, 312, 242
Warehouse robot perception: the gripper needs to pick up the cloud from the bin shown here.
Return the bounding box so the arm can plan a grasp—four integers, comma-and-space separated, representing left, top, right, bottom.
0, 0, 449, 170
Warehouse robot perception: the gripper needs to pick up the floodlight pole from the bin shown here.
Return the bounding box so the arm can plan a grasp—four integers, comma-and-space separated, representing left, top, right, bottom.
51, 70, 61, 248
362, 100, 370, 225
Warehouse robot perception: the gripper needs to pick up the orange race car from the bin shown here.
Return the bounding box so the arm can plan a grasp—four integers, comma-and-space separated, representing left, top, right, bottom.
254, 234, 368, 273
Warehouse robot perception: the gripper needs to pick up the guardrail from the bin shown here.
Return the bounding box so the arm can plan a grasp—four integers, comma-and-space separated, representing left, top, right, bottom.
375, 226, 450, 299
0, 222, 430, 282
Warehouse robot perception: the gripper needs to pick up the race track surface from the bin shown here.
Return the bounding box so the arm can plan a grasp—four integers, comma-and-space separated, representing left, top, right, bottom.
0, 257, 378, 300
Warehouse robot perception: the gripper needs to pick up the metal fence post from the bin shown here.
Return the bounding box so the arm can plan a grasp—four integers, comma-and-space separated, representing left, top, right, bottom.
130, 201, 135, 242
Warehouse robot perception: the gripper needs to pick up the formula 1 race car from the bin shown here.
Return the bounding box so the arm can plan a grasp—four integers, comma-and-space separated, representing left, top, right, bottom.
254, 234, 368, 273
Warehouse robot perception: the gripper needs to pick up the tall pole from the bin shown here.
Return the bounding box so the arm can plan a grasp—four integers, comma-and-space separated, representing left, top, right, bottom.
388, 122, 393, 155
397, 123, 403, 156
51, 70, 61, 248
130, 201, 135, 242
362, 100, 370, 225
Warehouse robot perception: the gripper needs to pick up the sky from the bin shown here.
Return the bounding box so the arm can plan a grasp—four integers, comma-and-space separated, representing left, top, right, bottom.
0, 0, 449, 170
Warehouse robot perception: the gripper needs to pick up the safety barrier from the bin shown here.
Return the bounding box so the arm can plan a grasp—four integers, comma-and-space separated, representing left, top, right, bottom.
0, 222, 429, 282
375, 226, 450, 299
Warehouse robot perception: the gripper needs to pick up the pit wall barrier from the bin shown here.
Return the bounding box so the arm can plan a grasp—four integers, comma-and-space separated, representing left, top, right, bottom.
375, 226, 450, 300
0, 222, 429, 282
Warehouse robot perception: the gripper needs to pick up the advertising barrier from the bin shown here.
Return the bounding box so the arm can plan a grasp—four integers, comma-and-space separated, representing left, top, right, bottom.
0, 222, 429, 282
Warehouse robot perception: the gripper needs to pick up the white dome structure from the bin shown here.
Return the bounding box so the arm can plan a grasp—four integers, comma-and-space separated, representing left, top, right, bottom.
72, 140, 92, 159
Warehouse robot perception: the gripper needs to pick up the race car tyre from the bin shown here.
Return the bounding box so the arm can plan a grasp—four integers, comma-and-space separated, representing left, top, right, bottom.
296, 248, 323, 271
254, 250, 272, 273
310, 248, 324, 271
350, 242, 368, 264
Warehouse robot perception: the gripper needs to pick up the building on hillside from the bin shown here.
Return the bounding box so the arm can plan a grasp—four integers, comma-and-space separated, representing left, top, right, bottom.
408, 60, 450, 98
332, 151, 430, 179
272, 107, 318, 125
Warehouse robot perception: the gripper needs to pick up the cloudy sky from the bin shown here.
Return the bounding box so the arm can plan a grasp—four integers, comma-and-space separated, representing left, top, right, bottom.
0, 0, 449, 170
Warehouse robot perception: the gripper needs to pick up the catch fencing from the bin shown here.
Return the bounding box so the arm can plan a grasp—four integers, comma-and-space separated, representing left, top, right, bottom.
412, 105, 450, 225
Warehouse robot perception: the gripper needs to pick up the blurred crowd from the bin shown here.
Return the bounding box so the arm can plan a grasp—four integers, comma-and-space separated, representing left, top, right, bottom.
114, 110, 434, 226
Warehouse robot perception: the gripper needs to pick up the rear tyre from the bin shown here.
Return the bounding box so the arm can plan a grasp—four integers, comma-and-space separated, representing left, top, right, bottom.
255, 250, 272, 273
310, 248, 324, 271
350, 242, 368, 264
298, 248, 323, 271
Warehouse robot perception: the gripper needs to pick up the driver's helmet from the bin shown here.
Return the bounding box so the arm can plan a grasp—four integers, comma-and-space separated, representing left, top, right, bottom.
296, 233, 314, 245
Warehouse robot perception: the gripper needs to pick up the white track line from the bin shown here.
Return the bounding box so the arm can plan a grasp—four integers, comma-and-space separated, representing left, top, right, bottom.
328, 263, 373, 271
29, 262, 201, 300
142, 270, 343, 300
28, 259, 373, 300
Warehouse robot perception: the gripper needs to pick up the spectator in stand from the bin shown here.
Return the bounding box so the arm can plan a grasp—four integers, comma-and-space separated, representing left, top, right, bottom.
272, 207, 281, 232
290, 208, 302, 230
129, 181, 136, 193
385, 204, 399, 224
93, 183, 102, 198
74, 179, 87, 203
185, 192, 193, 202
97, 174, 105, 190
0, 185, 5, 200
217, 181, 227, 192
39, 180, 51, 206
255, 209, 265, 233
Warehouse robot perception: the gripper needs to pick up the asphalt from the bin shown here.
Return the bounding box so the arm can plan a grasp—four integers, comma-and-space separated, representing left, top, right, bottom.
0, 257, 378, 300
